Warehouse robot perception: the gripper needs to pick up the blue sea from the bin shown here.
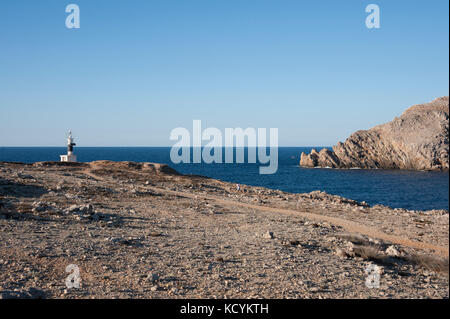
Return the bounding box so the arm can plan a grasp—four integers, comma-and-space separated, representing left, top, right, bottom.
0, 147, 448, 211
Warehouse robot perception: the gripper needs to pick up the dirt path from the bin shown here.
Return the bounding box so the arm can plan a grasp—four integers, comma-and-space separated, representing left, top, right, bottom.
82, 168, 449, 257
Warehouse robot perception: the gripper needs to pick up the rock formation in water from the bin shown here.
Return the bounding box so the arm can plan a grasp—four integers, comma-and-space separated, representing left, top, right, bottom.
300, 96, 449, 171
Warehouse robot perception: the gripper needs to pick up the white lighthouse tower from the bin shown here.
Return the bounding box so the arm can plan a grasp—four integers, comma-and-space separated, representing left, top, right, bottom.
60, 131, 77, 162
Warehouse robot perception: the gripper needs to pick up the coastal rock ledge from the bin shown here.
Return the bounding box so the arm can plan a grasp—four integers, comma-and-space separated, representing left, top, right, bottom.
300, 96, 449, 171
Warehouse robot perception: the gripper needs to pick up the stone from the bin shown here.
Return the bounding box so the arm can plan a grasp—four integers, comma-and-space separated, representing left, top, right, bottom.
68, 204, 79, 212
385, 245, 400, 257
263, 231, 274, 239
147, 273, 159, 282
334, 248, 348, 258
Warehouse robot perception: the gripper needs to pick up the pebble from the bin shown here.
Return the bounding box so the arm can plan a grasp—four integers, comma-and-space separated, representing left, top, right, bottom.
334, 248, 347, 258
147, 273, 159, 282
385, 245, 400, 257
263, 231, 274, 239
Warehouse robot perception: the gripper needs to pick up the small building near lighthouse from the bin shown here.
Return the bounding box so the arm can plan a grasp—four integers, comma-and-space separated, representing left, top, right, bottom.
60, 131, 77, 162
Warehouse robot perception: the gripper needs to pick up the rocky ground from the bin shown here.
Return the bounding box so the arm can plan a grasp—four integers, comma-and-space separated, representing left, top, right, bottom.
0, 161, 448, 299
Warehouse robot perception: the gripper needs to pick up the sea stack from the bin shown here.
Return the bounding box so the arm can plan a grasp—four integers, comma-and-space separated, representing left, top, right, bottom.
300, 97, 449, 171
60, 131, 77, 162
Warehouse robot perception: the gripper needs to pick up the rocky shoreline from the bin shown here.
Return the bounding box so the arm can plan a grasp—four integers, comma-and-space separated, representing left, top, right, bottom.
300, 97, 449, 171
0, 161, 448, 299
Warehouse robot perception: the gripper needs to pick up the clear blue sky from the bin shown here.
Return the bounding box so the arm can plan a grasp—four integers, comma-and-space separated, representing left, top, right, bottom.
0, 0, 448, 146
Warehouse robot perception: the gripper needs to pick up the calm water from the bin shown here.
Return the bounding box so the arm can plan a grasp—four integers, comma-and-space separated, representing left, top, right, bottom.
0, 147, 448, 211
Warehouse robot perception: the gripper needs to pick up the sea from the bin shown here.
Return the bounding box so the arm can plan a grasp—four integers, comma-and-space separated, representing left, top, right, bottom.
0, 147, 448, 211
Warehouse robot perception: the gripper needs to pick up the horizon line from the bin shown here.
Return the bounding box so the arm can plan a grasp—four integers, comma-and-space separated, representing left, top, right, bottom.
0, 145, 332, 148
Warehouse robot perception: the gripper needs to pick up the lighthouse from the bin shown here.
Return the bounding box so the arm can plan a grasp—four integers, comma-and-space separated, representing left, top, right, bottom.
60, 131, 77, 162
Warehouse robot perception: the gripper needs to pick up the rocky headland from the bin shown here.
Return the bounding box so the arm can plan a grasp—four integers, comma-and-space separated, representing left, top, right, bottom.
0, 161, 448, 299
300, 97, 449, 170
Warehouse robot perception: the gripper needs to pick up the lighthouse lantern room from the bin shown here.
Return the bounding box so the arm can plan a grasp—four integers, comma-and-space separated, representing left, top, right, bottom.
60, 131, 77, 162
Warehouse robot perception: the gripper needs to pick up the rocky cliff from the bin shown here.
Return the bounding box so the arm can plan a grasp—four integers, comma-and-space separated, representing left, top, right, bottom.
300, 96, 449, 171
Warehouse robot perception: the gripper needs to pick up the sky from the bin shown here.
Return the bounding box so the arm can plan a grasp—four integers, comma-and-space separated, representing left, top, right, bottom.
0, 0, 448, 146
